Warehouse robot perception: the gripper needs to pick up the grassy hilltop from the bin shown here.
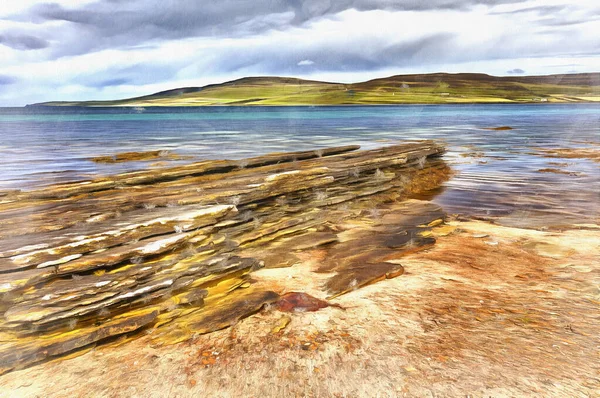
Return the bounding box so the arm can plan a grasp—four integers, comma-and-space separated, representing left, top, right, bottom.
32, 72, 600, 107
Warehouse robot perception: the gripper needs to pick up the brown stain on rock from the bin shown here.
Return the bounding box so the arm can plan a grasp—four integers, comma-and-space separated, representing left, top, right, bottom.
275, 292, 343, 312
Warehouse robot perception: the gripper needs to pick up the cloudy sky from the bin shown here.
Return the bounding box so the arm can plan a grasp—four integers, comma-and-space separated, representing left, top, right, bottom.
0, 0, 599, 105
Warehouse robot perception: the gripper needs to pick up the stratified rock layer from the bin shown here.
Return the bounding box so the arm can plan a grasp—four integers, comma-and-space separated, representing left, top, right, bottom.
0, 141, 449, 373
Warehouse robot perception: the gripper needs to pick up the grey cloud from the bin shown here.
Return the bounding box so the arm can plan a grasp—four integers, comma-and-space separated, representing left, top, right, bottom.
95, 78, 130, 87
538, 16, 600, 27
293, 0, 529, 18
0, 75, 18, 85
507, 68, 525, 74
547, 63, 582, 68
189, 32, 459, 76
490, 5, 566, 15
490, 4, 600, 31
120, 22, 598, 82
78, 63, 180, 88
28, 1, 294, 44
0, 33, 49, 50
190, 25, 599, 79
294, 33, 458, 72
16, 0, 528, 57
495, 4, 600, 27
381, 33, 459, 64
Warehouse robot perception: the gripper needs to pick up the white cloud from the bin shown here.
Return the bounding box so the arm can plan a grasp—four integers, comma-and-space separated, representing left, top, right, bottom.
298, 60, 315, 66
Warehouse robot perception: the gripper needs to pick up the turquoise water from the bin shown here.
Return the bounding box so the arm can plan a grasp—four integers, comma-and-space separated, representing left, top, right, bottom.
1, 105, 598, 222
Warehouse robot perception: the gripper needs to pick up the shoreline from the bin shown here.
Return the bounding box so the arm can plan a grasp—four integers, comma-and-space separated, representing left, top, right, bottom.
1, 217, 598, 397
0, 141, 598, 396
25, 100, 600, 108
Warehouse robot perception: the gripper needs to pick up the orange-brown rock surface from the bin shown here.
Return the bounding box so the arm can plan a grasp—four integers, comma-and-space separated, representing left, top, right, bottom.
0, 141, 450, 373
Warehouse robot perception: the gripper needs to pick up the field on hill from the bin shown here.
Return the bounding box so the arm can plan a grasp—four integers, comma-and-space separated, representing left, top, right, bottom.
34, 73, 600, 107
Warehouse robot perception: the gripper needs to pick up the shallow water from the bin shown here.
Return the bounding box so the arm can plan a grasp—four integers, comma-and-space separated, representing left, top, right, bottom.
1, 104, 598, 223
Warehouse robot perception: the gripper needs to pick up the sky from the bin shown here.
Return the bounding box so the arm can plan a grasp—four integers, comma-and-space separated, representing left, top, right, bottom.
0, 0, 599, 105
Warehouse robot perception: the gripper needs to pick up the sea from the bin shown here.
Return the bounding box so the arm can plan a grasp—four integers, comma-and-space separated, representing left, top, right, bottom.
1, 104, 598, 225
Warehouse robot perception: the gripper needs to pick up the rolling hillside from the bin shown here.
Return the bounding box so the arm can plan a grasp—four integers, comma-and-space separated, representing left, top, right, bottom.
32, 73, 600, 107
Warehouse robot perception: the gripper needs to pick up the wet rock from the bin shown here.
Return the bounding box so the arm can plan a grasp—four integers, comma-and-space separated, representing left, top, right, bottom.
536, 147, 600, 163
0, 141, 449, 373
0, 307, 159, 374
324, 262, 405, 299
185, 289, 279, 334
537, 168, 581, 176
90, 150, 189, 164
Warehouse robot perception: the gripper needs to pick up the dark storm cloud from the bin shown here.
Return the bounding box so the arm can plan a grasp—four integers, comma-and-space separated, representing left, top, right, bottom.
12, 0, 527, 57
0, 33, 49, 50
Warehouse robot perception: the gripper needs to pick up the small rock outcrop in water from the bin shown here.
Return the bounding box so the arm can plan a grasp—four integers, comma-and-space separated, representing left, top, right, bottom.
0, 141, 449, 374
90, 149, 188, 163
483, 126, 514, 131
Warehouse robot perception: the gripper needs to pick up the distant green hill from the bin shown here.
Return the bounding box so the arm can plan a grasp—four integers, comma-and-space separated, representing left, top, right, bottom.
31, 72, 600, 107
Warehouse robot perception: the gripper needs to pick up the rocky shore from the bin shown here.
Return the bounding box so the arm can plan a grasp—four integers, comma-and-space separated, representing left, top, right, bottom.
0, 141, 450, 374
1, 140, 598, 397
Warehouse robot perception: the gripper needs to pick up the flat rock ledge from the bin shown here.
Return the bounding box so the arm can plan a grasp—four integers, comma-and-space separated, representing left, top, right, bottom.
0, 141, 450, 374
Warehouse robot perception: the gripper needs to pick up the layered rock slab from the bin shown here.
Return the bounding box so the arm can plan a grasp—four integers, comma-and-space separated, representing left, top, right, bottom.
0, 141, 449, 373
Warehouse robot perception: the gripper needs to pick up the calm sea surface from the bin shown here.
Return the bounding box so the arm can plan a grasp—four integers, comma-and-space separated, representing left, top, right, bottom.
1, 105, 598, 223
